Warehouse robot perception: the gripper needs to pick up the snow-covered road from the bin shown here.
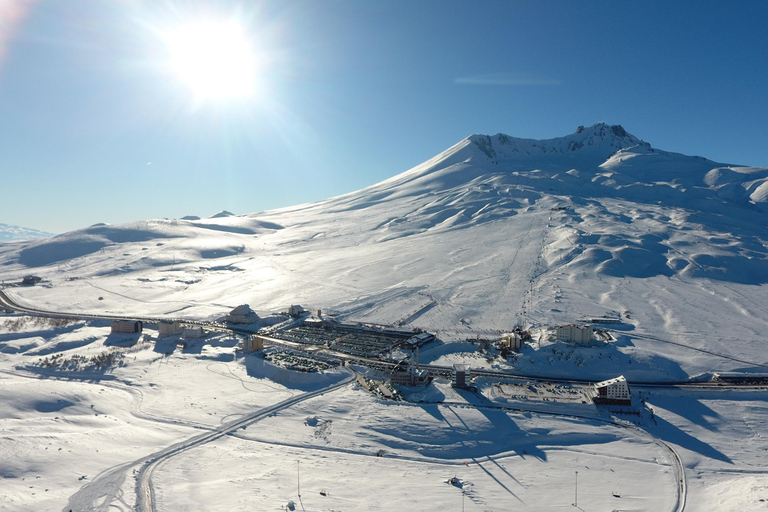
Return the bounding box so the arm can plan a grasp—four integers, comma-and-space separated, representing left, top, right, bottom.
61, 369, 355, 512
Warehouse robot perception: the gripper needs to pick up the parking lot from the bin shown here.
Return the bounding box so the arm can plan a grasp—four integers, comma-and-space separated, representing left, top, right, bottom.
263, 349, 341, 372
273, 324, 417, 358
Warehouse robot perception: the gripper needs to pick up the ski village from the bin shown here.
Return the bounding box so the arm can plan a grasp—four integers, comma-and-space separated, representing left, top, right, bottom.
2, 124, 768, 511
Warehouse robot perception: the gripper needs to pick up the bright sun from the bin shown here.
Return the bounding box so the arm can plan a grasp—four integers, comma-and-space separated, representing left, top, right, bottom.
164, 20, 258, 101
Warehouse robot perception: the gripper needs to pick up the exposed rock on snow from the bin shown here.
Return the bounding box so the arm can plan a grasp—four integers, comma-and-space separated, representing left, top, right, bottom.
2, 123, 767, 377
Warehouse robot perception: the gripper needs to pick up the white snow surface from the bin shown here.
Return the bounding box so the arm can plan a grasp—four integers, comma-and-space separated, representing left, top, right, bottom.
0, 222, 55, 242
2, 123, 768, 510
2, 123, 767, 375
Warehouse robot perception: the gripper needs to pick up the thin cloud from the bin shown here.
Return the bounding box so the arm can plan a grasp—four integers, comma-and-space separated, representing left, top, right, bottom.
455, 73, 560, 86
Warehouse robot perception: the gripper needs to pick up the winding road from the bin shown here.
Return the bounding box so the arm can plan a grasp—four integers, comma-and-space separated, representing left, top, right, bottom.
0, 284, 695, 511
62, 369, 355, 512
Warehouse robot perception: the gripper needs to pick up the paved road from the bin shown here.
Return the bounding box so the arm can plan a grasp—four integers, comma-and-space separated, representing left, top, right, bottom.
61, 369, 355, 512
3, 286, 765, 391
8, 284, 768, 512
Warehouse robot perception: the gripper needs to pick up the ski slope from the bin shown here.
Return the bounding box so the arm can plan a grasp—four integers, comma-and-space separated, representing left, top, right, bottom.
2, 123, 768, 510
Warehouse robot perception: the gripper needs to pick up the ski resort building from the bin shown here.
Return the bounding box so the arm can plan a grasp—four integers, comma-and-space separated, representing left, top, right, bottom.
390, 344, 432, 387
158, 321, 183, 336
555, 324, 593, 344
303, 316, 324, 327
406, 331, 436, 347
22, 275, 42, 285
243, 335, 265, 352
111, 320, 143, 334
226, 304, 259, 324
303, 316, 337, 329
288, 304, 306, 317
593, 375, 631, 405
586, 317, 621, 324
501, 332, 523, 351
183, 326, 206, 339
452, 364, 469, 389
390, 367, 432, 387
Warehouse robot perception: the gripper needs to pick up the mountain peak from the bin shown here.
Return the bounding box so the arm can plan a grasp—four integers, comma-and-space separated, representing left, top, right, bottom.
575, 122, 627, 137
467, 123, 647, 162
210, 210, 235, 219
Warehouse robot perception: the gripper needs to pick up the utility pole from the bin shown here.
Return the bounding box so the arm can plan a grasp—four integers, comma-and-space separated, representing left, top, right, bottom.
296, 459, 306, 512
573, 470, 578, 507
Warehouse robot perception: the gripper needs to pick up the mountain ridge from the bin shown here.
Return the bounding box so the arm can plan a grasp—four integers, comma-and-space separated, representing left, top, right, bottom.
305, 123, 765, 223
468, 122, 647, 162
0, 223, 55, 242
2, 124, 768, 375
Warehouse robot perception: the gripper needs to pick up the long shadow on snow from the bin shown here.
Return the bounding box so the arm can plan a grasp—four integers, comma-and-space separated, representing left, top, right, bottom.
522, 336, 688, 382
392, 400, 618, 463
153, 337, 178, 355
0, 321, 84, 344
649, 413, 732, 464
651, 394, 723, 431
26, 336, 101, 356
0, 324, 91, 355
644, 394, 733, 463
103, 333, 142, 347
241, 353, 349, 392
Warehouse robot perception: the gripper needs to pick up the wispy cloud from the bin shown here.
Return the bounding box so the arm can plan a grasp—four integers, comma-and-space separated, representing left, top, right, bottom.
455, 72, 560, 86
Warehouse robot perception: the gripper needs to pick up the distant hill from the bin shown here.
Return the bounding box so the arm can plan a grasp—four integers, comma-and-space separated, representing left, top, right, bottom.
1, 123, 767, 378
0, 223, 55, 242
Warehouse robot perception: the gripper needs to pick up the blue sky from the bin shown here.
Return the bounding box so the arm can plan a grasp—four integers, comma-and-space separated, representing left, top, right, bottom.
1, 1, 767, 233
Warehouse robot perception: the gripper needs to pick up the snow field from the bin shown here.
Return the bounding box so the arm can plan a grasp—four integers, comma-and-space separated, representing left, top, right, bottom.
0, 375, 194, 512
643, 387, 768, 512
2, 123, 768, 510
0, 318, 681, 511
154, 385, 676, 511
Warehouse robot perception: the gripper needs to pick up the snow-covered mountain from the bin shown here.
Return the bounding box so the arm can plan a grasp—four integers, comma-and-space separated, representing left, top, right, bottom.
2, 123, 767, 377
4, 123, 768, 512
0, 222, 54, 242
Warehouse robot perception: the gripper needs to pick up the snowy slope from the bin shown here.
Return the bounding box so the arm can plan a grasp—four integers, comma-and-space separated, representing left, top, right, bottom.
3, 123, 768, 512
0, 318, 687, 512
2, 123, 768, 377
1, 317, 766, 511
0, 222, 54, 242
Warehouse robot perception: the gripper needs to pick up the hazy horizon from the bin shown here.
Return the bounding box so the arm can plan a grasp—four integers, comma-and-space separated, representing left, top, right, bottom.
1, 1, 767, 233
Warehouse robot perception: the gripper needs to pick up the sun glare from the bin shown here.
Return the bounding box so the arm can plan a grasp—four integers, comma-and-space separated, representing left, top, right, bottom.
164, 20, 259, 101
